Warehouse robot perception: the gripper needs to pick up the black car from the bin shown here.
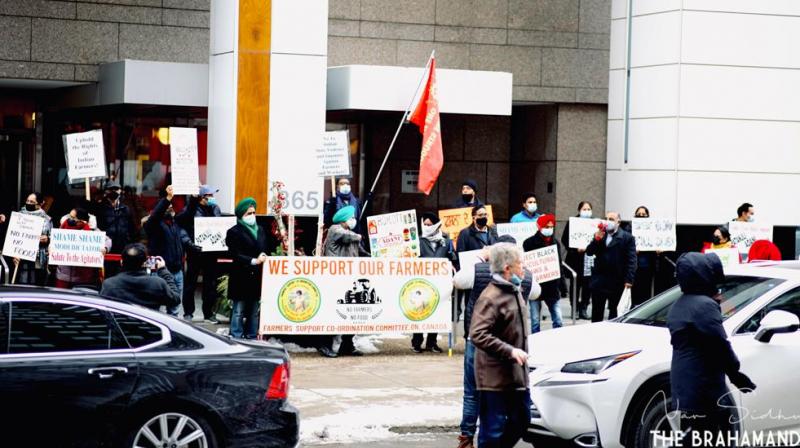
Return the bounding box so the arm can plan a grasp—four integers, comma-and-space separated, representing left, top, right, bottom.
0, 286, 299, 448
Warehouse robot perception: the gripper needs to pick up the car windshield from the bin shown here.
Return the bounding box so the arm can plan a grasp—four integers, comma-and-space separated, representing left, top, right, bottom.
618, 276, 784, 327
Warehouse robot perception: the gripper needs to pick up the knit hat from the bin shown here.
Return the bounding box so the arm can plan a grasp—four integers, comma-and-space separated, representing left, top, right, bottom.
75, 208, 90, 222
496, 234, 517, 245
235, 197, 257, 218
421, 211, 440, 224
748, 240, 781, 262
333, 205, 356, 224
537, 213, 556, 229
462, 179, 478, 191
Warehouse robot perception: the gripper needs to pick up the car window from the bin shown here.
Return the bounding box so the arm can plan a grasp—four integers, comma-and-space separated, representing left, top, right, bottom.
737, 287, 800, 334
0, 302, 8, 354
619, 276, 784, 327
111, 312, 164, 348
8, 301, 126, 354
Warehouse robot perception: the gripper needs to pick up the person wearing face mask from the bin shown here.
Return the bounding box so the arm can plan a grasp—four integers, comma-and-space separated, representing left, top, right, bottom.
324, 178, 362, 233
702, 226, 736, 251
562, 201, 595, 320
13, 192, 53, 286
734, 202, 755, 223
456, 205, 498, 252
176, 184, 223, 323
586, 211, 637, 322
522, 214, 565, 333
55, 208, 110, 289
95, 181, 136, 278
630, 206, 658, 307
225, 198, 273, 339
453, 179, 483, 208
510, 192, 542, 223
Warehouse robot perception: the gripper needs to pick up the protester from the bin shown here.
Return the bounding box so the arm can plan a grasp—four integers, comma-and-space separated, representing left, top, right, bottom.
13, 192, 52, 286
522, 214, 565, 333
701, 226, 735, 252
510, 192, 542, 223
100, 243, 181, 310
177, 184, 222, 323
631, 206, 657, 307
586, 211, 637, 322
54, 208, 110, 289
411, 212, 456, 354
225, 198, 272, 339
747, 240, 781, 262
144, 185, 197, 316
453, 179, 483, 208
95, 181, 136, 261
667, 252, 756, 447
562, 201, 595, 320
324, 177, 362, 232
470, 243, 531, 448
734, 202, 754, 222
455, 205, 498, 321
59, 204, 98, 230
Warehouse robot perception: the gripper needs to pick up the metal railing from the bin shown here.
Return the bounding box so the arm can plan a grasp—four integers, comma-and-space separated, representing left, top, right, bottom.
561, 262, 578, 325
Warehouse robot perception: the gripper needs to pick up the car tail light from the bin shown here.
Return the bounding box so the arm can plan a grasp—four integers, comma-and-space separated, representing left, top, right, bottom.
266, 362, 290, 400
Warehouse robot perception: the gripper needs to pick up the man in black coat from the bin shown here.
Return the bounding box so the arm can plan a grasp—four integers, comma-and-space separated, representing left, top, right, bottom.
95, 181, 136, 277
667, 252, 756, 447
101, 243, 180, 311
585, 211, 637, 322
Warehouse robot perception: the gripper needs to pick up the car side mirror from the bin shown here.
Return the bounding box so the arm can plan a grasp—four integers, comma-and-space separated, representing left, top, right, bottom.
755, 310, 800, 343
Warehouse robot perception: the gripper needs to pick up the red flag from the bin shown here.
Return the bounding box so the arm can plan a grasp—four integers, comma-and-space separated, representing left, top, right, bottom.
409, 57, 443, 196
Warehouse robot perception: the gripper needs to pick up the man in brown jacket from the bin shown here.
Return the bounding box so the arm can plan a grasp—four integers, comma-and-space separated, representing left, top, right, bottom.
469, 242, 531, 448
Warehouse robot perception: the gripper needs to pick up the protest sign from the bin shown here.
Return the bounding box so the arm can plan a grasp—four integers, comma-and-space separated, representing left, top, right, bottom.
439, 205, 494, 245
706, 248, 740, 269
522, 246, 561, 284
2, 212, 46, 262
48, 229, 106, 268
367, 210, 420, 258
729, 221, 773, 256
259, 257, 453, 335
457, 249, 484, 275
497, 222, 538, 247
195, 217, 237, 252
631, 218, 677, 252
568, 217, 602, 249
316, 130, 351, 178
63, 129, 106, 183
169, 127, 201, 195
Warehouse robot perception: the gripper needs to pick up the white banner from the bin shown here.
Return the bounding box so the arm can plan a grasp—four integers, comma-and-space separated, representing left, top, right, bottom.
48, 229, 106, 268
259, 257, 453, 335
631, 218, 677, 252
706, 248, 740, 269
169, 127, 201, 195
729, 221, 773, 255
195, 216, 237, 252
367, 210, 420, 258
2, 212, 46, 262
568, 217, 602, 249
497, 222, 538, 247
522, 246, 561, 284
64, 130, 106, 183
316, 130, 351, 178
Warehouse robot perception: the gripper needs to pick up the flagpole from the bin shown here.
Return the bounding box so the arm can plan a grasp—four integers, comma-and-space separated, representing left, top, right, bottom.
360, 50, 435, 219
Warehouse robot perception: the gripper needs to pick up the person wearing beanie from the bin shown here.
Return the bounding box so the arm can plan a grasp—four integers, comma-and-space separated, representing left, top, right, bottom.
510, 192, 543, 223
225, 197, 273, 339
323, 177, 362, 232
522, 214, 565, 333
747, 240, 781, 262
55, 207, 111, 289
453, 179, 484, 208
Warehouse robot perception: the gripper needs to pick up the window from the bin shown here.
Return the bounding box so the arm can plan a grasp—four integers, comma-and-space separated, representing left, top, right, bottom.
112, 312, 163, 348
8, 301, 125, 354
738, 287, 800, 334
0, 302, 8, 354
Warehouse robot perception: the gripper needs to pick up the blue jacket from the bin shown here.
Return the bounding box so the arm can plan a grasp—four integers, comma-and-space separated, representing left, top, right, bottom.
145, 198, 194, 273
510, 210, 542, 223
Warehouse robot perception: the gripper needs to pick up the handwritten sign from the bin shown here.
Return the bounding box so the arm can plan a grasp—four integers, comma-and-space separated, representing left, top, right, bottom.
439, 205, 494, 246
522, 246, 561, 284
367, 210, 420, 258
497, 222, 538, 247
568, 217, 602, 249
195, 217, 237, 252
706, 248, 740, 269
729, 221, 773, 256
2, 212, 46, 262
169, 127, 201, 195
316, 130, 351, 178
63, 130, 106, 183
631, 218, 676, 252
48, 229, 106, 268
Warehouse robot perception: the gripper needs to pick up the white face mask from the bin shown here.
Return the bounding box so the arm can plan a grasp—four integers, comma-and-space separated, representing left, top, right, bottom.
526, 203, 538, 214
747, 215, 755, 223
346, 218, 357, 229
242, 214, 256, 225
579, 210, 592, 218
339, 185, 351, 195
541, 227, 554, 237
606, 220, 617, 232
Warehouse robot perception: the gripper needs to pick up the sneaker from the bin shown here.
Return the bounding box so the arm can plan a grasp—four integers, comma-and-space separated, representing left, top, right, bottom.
411, 346, 424, 354
204, 317, 221, 324
427, 345, 443, 354
183, 314, 194, 322
317, 346, 338, 358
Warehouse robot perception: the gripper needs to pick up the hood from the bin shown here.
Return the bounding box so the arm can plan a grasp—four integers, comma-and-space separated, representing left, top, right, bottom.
676, 252, 724, 296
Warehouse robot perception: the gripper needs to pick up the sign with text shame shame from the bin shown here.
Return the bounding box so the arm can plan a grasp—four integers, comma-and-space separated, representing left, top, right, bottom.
48, 229, 106, 268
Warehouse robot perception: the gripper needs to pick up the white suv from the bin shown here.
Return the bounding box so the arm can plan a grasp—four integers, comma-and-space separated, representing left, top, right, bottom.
525, 262, 800, 448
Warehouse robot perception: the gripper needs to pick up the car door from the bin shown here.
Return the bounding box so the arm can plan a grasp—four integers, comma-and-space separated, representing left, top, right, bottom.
0, 298, 138, 447
731, 287, 800, 435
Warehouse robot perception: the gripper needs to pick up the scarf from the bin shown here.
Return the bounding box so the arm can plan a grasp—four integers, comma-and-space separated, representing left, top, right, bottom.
421, 221, 444, 244
239, 218, 259, 240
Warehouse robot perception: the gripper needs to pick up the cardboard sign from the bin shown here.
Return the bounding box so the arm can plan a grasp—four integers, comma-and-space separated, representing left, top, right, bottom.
367, 210, 420, 258
63, 130, 106, 183
439, 205, 494, 245
195, 217, 237, 252
522, 246, 561, 284
316, 130, 351, 178
497, 222, 538, 247
48, 229, 106, 268
631, 218, 677, 252
568, 217, 602, 249
2, 212, 46, 262
729, 221, 773, 255
169, 127, 201, 195
706, 248, 740, 269
259, 257, 453, 335
457, 249, 484, 276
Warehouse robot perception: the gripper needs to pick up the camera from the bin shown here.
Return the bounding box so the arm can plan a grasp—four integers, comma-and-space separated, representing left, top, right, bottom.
145, 256, 158, 270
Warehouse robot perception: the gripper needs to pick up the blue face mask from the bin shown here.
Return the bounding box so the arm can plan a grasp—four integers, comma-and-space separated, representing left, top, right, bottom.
526, 203, 538, 214
206, 197, 217, 207
510, 274, 522, 286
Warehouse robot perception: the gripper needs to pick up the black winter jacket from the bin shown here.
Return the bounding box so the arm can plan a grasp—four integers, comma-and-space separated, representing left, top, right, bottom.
419, 236, 456, 262
95, 200, 136, 253
585, 228, 637, 294
144, 198, 193, 273
456, 225, 498, 253
522, 232, 567, 300
176, 196, 222, 243
100, 268, 180, 310
225, 223, 272, 301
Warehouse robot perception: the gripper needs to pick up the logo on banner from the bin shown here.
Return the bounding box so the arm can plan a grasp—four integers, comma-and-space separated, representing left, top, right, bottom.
336, 279, 383, 323
399, 278, 440, 321
277, 278, 321, 323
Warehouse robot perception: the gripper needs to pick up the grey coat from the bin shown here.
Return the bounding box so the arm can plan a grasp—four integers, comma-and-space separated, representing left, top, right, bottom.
323, 224, 361, 257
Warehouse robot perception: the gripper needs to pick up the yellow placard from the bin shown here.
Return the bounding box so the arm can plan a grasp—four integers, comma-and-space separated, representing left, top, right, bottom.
438, 205, 494, 247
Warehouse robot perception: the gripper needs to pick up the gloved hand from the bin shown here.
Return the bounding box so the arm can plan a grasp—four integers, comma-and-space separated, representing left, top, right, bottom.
191, 244, 203, 253
730, 371, 756, 393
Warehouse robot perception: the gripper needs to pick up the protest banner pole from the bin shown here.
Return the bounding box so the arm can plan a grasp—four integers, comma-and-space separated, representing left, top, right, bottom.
85, 178, 91, 201
360, 50, 435, 219
330, 176, 336, 198
288, 214, 295, 256
11, 263, 18, 285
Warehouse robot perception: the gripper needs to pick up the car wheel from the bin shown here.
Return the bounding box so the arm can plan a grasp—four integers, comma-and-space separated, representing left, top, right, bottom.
634, 391, 679, 448
125, 411, 218, 448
